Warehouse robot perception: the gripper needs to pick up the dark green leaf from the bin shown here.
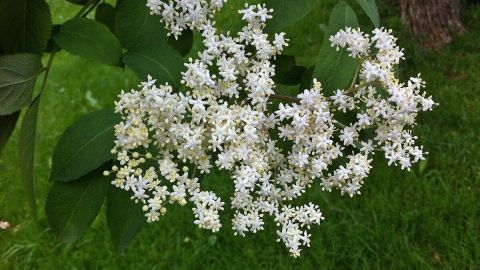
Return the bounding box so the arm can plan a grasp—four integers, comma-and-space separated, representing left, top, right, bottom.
46, 168, 108, 243
299, 66, 315, 91
273, 55, 296, 74
313, 1, 359, 92
123, 46, 184, 86
0, 0, 52, 55
273, 55, 306, 85
355, 0, 380, 28
106, 185, 146, 253
51, 109, 120, 182
0, 111, 20, 155
18, 96, 42, 220
265, 0, 321, 33
66, 0, 89, 5
46, 25, 62, 53
275, 66, 306, 86
168, 29, 194, 56
0, 54, 43, 115
115, 0, 168, 50
96, 3, 117, 34
53, 18, 123, 66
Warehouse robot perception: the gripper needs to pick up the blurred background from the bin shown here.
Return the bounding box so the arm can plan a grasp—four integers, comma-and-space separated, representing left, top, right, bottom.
0, 0, 479, 269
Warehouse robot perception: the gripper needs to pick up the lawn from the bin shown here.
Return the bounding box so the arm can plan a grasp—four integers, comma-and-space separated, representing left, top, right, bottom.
0, 0, 479, 269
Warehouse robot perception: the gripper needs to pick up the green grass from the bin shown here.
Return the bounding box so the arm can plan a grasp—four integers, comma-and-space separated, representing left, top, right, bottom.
1, 1, 480, 269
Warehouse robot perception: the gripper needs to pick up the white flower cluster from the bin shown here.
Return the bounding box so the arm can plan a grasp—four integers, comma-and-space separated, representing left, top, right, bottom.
107, 1, 435, 257
147, 0, 226, 38
329, 27, 435, 170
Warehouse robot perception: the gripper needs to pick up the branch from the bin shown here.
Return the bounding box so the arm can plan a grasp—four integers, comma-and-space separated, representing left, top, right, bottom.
270, 94, 300, 103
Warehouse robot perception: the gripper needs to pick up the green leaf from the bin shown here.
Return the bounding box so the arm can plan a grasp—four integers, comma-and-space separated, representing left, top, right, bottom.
51, 109, 120, 182
329, 0, 359, 31
53, 18, 123, 66
394, 64, 400, 79
418, 158, 428, 175
313, 41, 358, 92
115, 0, 168, 50
272, 55, 306, 85
18, 96, 42, 220
0, 111, 20, 155
123, 46, 184, 86
106, 185, 146, 253
46, 168, 108, 243
265, 0, 321, 33
95, 3, 117, 34
0, 0, 52, 55
0, 54, 43, 115
168, 29, 194, 56
208, 235, 218, 246
355, 0, 380, 28
313, 1, 359, 92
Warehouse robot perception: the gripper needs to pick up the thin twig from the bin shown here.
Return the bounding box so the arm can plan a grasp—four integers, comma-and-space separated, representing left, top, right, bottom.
81, 0, 101, 18
270, 94, 300, 103
39, 0, 99, 94
343, 83, 368, 95
333, 120, 346, 129
39, 52, 56, 96
74, 1, 93, 18
74, 0, 100, 18
348, 60, 362, 90
271, 79, 367, 104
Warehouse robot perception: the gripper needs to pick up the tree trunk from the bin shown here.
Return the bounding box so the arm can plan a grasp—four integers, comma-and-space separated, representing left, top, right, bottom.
399, 0, 465, 50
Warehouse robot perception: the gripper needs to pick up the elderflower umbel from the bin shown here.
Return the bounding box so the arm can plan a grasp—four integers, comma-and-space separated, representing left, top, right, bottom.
108, 1, 436, 257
